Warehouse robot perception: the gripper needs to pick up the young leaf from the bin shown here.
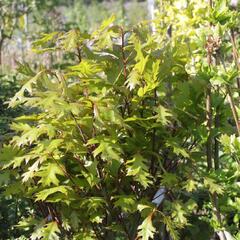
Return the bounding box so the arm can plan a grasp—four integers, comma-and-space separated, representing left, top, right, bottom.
31, 221, 60, 240
204, 177, 224, 195
137, 212, 156, 240
126, 154, 152, 188
35, 186, 71, 201
36, 162, 65, 186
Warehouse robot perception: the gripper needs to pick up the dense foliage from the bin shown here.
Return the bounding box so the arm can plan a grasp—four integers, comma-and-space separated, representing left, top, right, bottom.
0, 0, 240, 239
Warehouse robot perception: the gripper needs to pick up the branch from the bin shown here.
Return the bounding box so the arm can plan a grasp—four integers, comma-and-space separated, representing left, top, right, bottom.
206, 84, 213, 170
120, 27, 127, 82
70, 111, 87, 144
120, 27, 130, 117
214, 89, 220, 170
51, 153, 82, 194
219, 53, 240, 136
150, 89, 158, 175
76, 46, 82, 63
229, 29, 240, 96
226, 85, 240, 136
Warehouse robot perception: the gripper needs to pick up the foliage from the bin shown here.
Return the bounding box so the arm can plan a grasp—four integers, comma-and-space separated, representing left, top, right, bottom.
0, 74, 23, 135
0, 73, 30, 239
1, 0, 240, 239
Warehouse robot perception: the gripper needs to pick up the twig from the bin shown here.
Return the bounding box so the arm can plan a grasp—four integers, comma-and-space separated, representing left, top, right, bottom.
70, 111, 87, 144
120, 27, 127, 82
76, 46, 82, 63
219, 53, 240, 136
150, 89, 158, 175
120, 26, 130, 116
229, 29, 240, 93
226, 85, 240, 136
51, 153, 82, 194
205, 2, 227, 240
214, 91, 220, 170
206, 84, 213, 170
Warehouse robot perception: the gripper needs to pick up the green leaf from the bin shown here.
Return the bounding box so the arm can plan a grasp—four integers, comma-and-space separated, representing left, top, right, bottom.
31, 221, 60, 240
114, 195, 137, 213
33, 32, 59, 46
9, 70, 45, 108
137, 212, 156, 240
171, 202, 188, 226
82, 159, 100, 187
155, 106, 172, 126
0, 171, 10, 185
126, 154, 152, 188
161, 172, 178, 188
135, 55, 149, 75
81, 197, 106, 212
17, 216, 40, 230
137, 204, 153, 212
17, 61, 35, 76
126, 70, 141, 90
0, 145, 20, 168
88, 137, 122, 161
35, 186, 71, 201
68, 60, 103, 77
183, 179, 197, 192
73, 232, 95, 240
93, 15, 115, 34
4, 181, 25, 196
22, 160, 41, 182
60, 29, 81, 50
162, 215, 180, 240
166, 140, 189, 158
204, 177, 224, 195
36, 162, 65, 186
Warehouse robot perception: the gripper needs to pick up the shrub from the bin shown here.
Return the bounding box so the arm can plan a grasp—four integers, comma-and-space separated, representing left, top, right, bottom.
1, 1, 240, 239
